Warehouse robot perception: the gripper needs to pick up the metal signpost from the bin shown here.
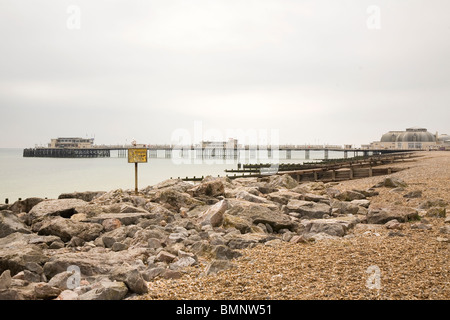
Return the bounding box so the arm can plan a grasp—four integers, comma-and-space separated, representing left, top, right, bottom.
128, 147, 148, 195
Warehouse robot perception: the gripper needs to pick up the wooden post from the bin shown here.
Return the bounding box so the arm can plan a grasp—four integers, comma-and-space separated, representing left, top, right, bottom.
135, 162, 138, 195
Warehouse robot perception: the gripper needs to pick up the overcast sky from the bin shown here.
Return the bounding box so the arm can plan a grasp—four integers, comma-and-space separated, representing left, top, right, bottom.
1, 0, 449, 148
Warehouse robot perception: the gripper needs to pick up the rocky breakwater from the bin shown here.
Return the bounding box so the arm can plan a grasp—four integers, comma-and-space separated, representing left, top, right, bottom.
0, 174, 447, 300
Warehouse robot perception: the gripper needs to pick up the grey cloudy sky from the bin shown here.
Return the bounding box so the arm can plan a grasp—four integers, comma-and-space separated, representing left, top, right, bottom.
1, 0, 449, 148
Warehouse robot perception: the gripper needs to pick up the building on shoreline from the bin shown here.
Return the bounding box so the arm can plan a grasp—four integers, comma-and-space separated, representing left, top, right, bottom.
48, 137, 94, 149
368, 127, 450, 150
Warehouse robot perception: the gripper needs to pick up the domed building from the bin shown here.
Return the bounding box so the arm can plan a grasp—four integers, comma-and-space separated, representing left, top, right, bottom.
370, 127, 441, 150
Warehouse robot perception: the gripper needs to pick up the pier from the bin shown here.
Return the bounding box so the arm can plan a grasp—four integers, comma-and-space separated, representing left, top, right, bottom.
23, 144, 414, 160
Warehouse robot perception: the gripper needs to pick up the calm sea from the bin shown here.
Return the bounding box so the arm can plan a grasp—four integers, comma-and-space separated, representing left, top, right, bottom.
0, 148, 346, 202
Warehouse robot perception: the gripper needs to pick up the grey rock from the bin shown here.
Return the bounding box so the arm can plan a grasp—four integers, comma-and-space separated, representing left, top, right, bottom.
34, 282, 62, 300
225, 233, 272, 249
27, 199, 88, 223
147, 238, 162, 249
403, 190, 422, 199
411, 223, 432, 230
87, 212, 159, 226
169, 256, 197, 270
197, 199, 228, 227
58, 191, 106, 202
267, 174, 298, 189
439, 225, 450, 234
155, 250, 177, 263
49, 239, 65, 249
37, 217, 103, 242
67, 236, 85, 247
384, 219, 404, 230
302, 219, 346, 237
227, 199, 294, 231
266, 190, 303, 205
303, 193, 330, 204
152, 189, 204, 212
111, 242, 128, 252
211, 245, 242, 260
0, 270, 11, 289
78, 280, 128, 300
336, 190, 366, 201
23, 270, 42, 283
426, 207, 446, 218
0, 210, 31, 238
110, 266, 148, 294
55, 290, 79, 300
42, 247, 149, 279
25, 262, 43, 274
48, 271, 74, 290
204, 259, 234, 276
142, 267, 165, 281
0, 233, 49, 276
286, 200, 332, 219
375, 177, 408, 188
350, 199, 371, 208
367, 206, 419, 224
9, 198, 44, 214
160, 269, 182, 279
188, 178, 225, 197
236, 191, 271, 204
331, 200, 359, 215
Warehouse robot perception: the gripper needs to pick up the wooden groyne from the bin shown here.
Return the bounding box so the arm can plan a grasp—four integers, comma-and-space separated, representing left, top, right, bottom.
181, 152, 418, 183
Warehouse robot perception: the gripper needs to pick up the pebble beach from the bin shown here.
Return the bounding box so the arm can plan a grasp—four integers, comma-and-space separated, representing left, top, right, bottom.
138, 151, 450, 300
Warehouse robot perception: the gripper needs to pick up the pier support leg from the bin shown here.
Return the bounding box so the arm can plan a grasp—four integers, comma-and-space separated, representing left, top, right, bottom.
344, 151, 348, 159
286, 150, 291, 160
324, 149, 329, 160
305, 150, 310, 160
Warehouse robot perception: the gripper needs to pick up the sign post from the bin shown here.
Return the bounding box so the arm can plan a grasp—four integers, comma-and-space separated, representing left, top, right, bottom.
128, 147, 148, 195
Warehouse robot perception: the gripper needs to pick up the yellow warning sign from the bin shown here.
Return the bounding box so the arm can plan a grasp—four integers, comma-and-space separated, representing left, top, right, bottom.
128, 148, 148, 163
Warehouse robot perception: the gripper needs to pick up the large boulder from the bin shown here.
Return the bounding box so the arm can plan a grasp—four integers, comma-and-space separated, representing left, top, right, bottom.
236, 191, 272, 204
0, 210, 31, 238
87, 212, 161, 226
302, 216, 360, 237
266, 190, 304, 205
267, 174, 298, 189
9, 198, 44, 214
42, 247, 149, 279
26, 199, 89, 224
226, 199, 295, 231
222, 214, 252, 234
110, 266, 148, 294
36, 217, 103, 242
285, 200, 331, 219
58, 191, 106, 202
367, 206, 419, 224
151, 189, 204, 212
197, 199, 228, 227
78, 280, 128, 300
188, 178, 225, 198
225, 233, 273, 249
336, 190, 366, 201
331, 200, 359, 215
0, 233, 51, 276
374, 177, 408, 188
418, 198, 448, 210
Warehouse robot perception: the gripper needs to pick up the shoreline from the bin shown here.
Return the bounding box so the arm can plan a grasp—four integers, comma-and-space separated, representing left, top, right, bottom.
0, 151, 448, 300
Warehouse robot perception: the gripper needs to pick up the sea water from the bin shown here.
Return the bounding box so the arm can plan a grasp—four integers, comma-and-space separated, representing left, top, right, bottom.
0, 148, 345, 202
